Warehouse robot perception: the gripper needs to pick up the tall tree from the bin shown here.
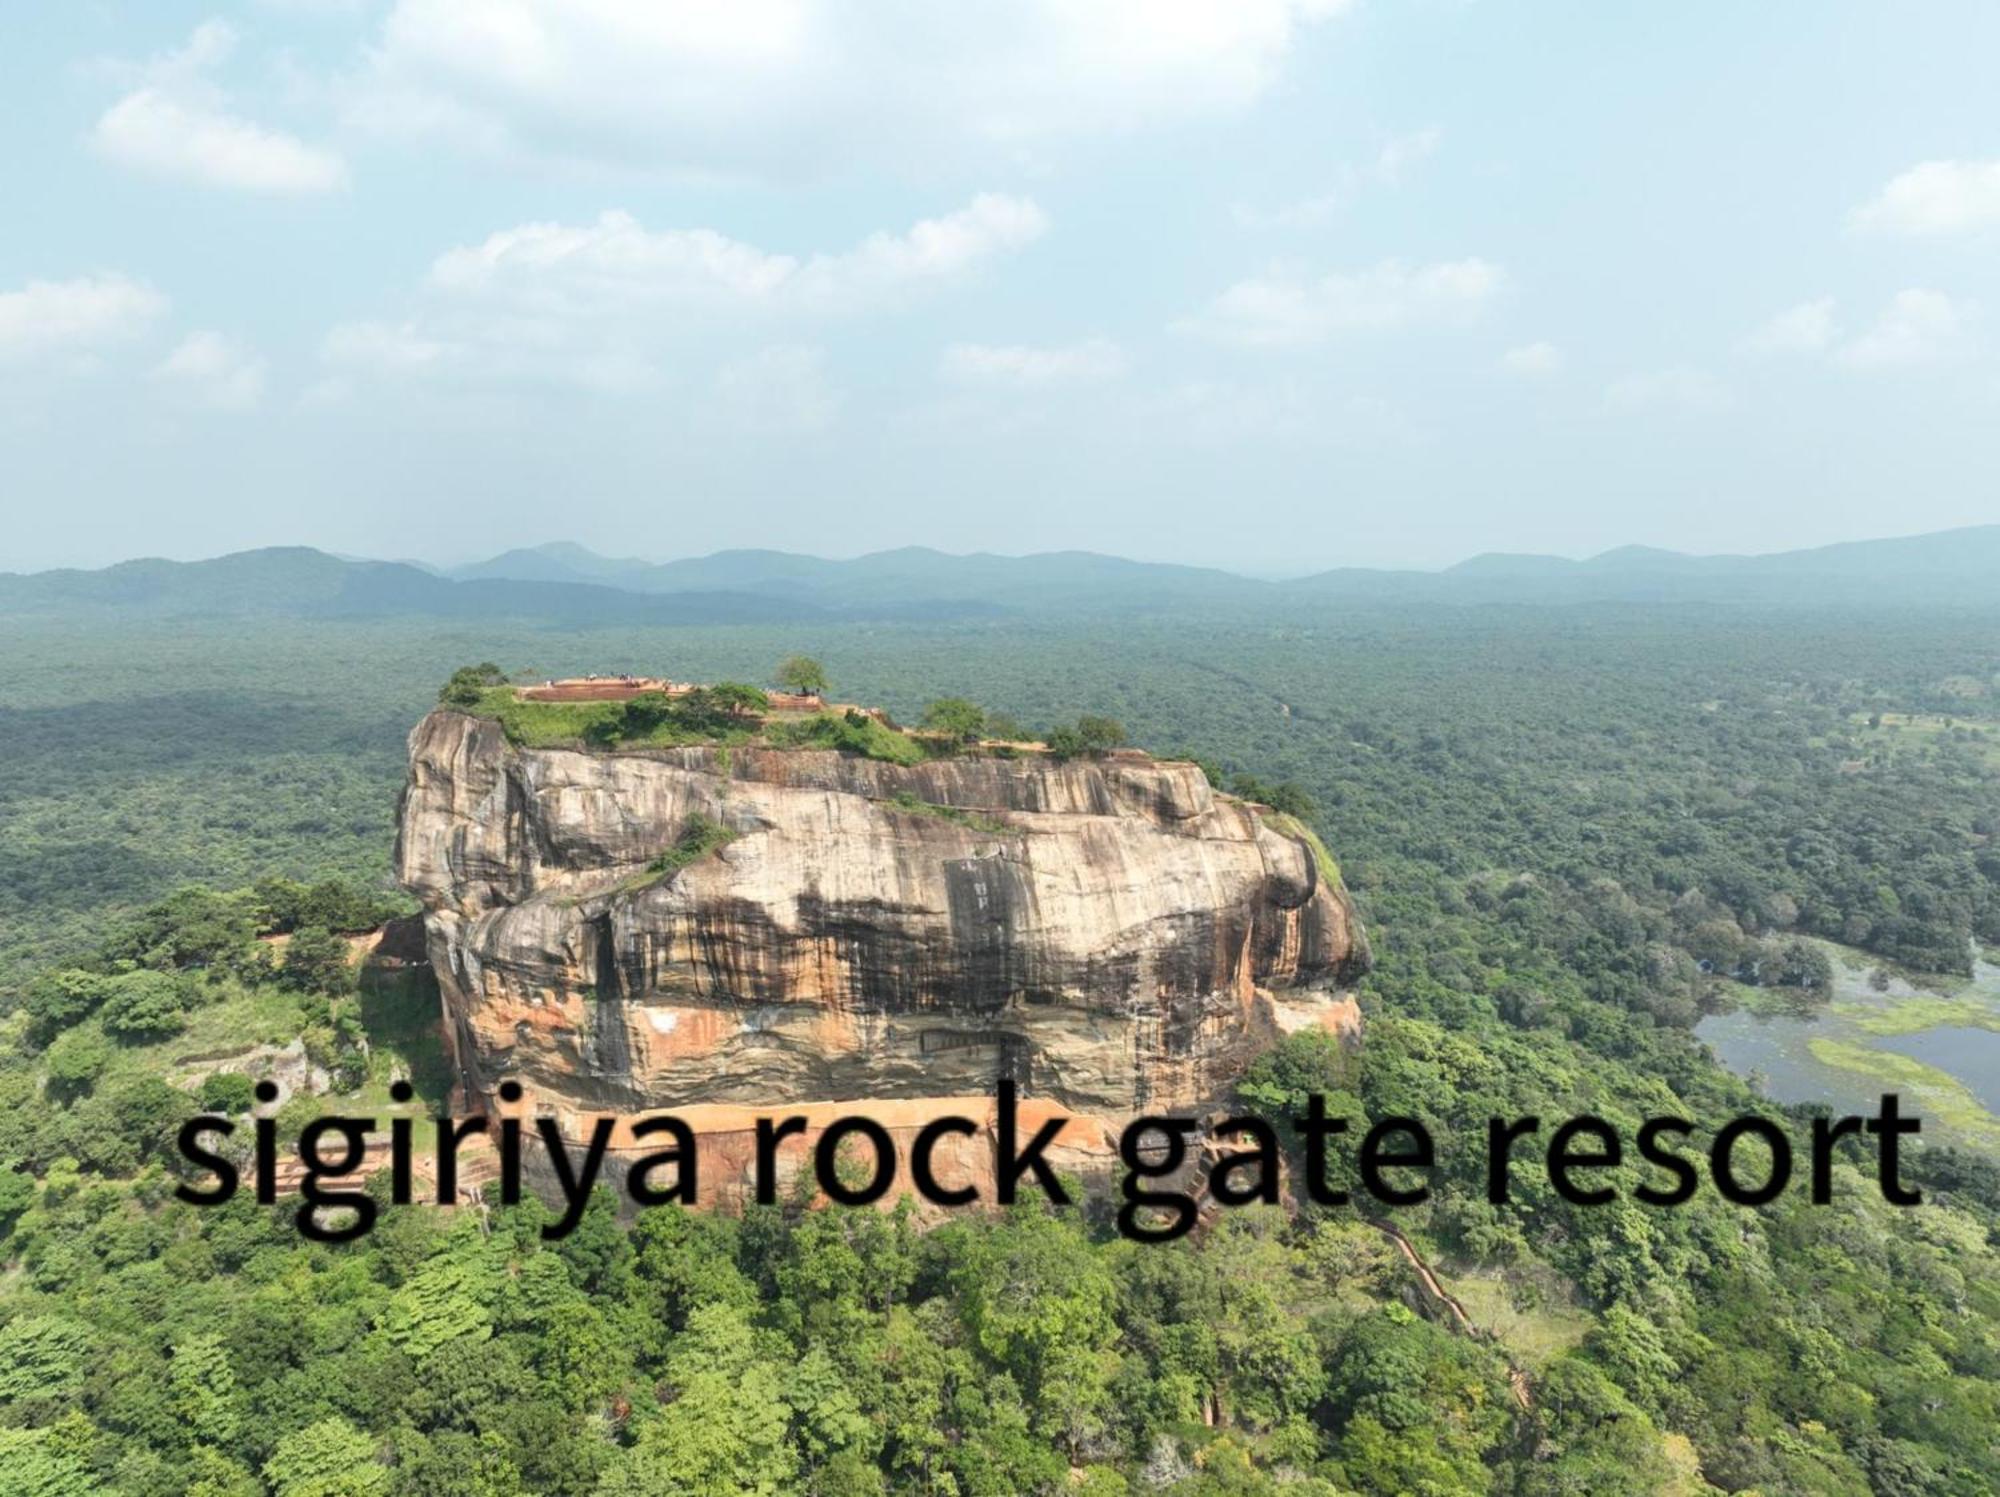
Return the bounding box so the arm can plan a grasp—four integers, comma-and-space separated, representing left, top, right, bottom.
776, 656, 829, 695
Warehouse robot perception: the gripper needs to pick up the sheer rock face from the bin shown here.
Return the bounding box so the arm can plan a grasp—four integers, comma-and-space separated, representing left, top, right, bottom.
396, 711, 1367, 1197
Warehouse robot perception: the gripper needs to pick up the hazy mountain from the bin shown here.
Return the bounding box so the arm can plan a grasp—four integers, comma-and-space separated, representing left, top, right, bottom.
449, 541, 662, 588
0, 547, 844, 625
1445, 543, 1693, 577
1299, 525, 2000, 606
6, 526, 1996, 623
450, 542, 1258, 609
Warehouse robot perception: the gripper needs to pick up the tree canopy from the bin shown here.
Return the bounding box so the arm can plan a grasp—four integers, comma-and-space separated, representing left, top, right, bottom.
775, 656, 829, 695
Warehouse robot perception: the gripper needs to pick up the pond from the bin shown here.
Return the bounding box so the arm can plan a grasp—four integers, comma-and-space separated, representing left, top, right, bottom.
1694, 946, 2000, 1149
1875, 1025, 2000, 1116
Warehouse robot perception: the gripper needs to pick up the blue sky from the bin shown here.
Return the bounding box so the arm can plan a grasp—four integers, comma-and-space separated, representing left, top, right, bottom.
4, 2, 1998, 573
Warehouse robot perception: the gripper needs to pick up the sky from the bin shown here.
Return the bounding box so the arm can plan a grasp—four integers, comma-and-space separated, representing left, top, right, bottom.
3, 2, 1999, 575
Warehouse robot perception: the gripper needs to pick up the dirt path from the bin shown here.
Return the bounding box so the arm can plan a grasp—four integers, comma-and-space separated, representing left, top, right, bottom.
1366, 1217, 1534, 1411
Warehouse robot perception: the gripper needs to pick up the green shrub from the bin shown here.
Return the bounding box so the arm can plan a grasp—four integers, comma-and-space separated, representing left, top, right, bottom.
581, 686, 767, 748
495, 695, 627, 747
280, 927, 354, 995
98, 970, 188, 1041
0, 1170, 31, 1238
691, 682, 770, 724
884, 791, 1013, 836
1229, 773, 1316, 819
762, 712, 926, 765
645, 814, 739, 879
21, 970, 110, 1044
104, 887, 259, 970
251, 875, 402, 934
438, 662, 506, 708
1044, 715, 1126, 758
921, 697, 987, 745
43, 1026, 112, 1098
198, 1071, 258, 1115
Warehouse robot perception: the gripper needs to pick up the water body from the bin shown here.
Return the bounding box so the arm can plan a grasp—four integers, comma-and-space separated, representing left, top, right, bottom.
1694, 945, 2000, 1143
1693, 1007, 1857, 1110
1876, 1026, 2000, 1116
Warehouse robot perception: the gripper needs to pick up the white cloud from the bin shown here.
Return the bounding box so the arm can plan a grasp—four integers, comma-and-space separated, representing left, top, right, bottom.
940, 338, 1126, 386
353, 0, 1350, 173
1234, 128, 1442, 228
145, 17, 240, 78
1500, 341, 1562, 376
153, 331, 268, 408
0, 274, 168, 363
95, 89, 349, 194
1737, 292, 1971, 370
91, 21, 348, 194
1180, 258, 1503, 348
428, 194, 1046, 314
1370, 128, 1442, 188
713, 345, 837, 432
1605, 366, 1731, 414
321, 320, 452, 372
1837, 289, 1971, 369
323, 194, 1042, 389
1744, 298, 1838, 355
1851, 160, 2000, 237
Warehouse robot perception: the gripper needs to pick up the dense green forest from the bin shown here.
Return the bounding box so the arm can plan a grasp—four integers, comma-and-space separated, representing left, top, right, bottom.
7, 607, 1994, 987
3, 602, 1999, 1495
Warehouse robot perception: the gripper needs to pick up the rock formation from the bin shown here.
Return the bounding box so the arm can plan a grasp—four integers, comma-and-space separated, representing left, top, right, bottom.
395, 710, 1368, 1203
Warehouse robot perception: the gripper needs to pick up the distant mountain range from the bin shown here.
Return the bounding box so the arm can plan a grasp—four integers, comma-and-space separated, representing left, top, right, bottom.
442, 526, 2000, 609
1410, 525, 2000, 602
4, 526, 1997, 623
0, 548, 994, 625
447, 543, 1256, 609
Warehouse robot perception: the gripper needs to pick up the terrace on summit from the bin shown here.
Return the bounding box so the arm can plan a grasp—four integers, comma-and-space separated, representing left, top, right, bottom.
439, 662, 1155, 771
517, 674, 853, 715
